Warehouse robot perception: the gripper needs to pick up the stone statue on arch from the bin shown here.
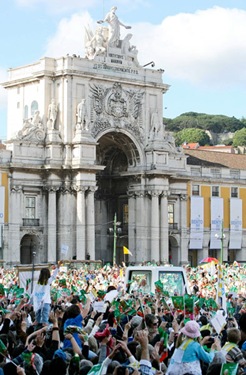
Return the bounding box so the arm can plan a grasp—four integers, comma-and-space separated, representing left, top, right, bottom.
76, 98, 89, 131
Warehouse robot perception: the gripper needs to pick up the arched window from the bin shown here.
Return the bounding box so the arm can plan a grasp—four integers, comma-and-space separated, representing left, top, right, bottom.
31, 101, 38, 116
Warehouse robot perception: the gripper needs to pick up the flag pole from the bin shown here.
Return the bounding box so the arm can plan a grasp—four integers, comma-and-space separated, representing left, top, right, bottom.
113, 213, 117, 266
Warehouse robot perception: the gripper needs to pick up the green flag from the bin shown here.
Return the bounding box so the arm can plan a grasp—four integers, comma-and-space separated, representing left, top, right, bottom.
0, 284, 5, 297
171, 296, 184, 310
87, 363, 102, 375
154, 280, 164, 293
184, 294, 194, 314
0, 339, 7, 355
220, 363, 238, 375
21, 351, 32, 365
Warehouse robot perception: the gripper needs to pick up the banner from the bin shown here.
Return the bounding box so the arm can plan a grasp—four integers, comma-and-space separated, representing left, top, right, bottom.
189, 196, 204, 249
210, 197, 223, 249
229, 198, 242, 249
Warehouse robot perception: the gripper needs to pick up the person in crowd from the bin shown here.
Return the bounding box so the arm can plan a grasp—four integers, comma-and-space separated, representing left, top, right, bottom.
29, 261, 62, 327
166, 320, 221, 375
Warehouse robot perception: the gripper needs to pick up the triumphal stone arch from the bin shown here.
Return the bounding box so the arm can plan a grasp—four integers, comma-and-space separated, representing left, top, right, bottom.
2, 6, 188, 266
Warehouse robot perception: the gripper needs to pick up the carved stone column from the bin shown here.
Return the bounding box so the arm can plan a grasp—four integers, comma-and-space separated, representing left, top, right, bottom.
160, 190, 169, 263
149, 190, 161, 262
86, 186, 97, 260
127, 191, 136, 260
179, 194, 188, 265
59, 184, 75, 260
135, 191, 147, 261
75, 186, 87, 260
8, 186, 22, 264
47, 187, 58, 263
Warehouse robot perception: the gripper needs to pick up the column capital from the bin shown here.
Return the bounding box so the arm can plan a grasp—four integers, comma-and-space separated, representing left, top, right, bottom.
127, 190, 136, 198
148, 190, 162, 197
87, 186, 98, 193
135, 190, 145, 198
60, 186, 74, 194
11, 185, 22, 193
161, 190, 170, 198
180, 194, 188, 201
73, 185, 87, 193
43, 185, 59, 193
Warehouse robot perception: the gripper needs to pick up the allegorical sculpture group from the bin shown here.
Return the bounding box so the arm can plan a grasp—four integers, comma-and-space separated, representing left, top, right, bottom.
85, 6, 139, 66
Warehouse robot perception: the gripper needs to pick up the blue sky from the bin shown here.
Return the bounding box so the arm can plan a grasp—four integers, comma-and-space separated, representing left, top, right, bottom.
1, 0, 246, 140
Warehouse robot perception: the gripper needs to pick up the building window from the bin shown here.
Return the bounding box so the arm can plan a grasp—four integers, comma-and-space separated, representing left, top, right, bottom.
212, 186, 219, 197
211, 168, 221, 178
31, 100, 38, 116
192, 185, 200, 196
231, 187, 238, 198
123, 204, 128, 224
168, 204, 174, 224
230, 169, 240, 179
17, 87, 20, 95
25, 196, 36, 219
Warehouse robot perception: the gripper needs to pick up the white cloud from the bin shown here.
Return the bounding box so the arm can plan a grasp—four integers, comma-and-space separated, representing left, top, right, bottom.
133, 6, 246, 88
44, 12, 95, 58
43, 6, 246, 89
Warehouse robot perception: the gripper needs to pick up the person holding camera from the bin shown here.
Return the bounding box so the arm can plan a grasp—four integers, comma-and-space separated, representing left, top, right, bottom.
166, 320, 221, 375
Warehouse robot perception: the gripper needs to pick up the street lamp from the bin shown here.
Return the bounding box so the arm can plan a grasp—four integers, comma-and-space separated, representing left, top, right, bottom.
108, 213, 122, 265
215, 221, 225, 263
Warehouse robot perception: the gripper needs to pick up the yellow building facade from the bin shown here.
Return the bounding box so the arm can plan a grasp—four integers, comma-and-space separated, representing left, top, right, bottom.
0, 171, 8, 256
186, 149, 246, 266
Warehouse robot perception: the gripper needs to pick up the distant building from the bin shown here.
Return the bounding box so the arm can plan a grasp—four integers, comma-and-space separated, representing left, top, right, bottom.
182, 143, 236, 153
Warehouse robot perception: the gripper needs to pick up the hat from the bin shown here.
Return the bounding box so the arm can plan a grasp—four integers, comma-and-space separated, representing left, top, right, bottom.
53, 349, 67, 363
80, 359, 93, 370
180, 320, 201, 338
131, 315, 142, 329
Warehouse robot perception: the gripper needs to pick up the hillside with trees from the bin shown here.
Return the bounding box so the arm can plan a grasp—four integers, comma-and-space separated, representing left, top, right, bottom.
164, 112, 246, 147
164, 112, 245, 133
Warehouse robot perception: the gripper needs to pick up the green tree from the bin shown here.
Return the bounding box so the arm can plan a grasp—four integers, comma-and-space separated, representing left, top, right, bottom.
233, 128, 246, 147
165, 112, 244, 133
174, 128, 210, 146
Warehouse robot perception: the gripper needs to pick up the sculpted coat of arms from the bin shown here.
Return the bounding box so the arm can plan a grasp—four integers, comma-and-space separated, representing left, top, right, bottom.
90, 82, 144, 142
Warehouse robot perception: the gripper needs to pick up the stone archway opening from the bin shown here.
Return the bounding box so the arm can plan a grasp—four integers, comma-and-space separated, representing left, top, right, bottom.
169, 235, 179, 266
95, 131, 141, 264
20, 234, 38, 265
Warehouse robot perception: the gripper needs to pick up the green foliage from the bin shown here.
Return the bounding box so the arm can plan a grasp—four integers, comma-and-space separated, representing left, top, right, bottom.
174, 128, 211, 146
165, 112, 244, 133
233, 128, 246, 147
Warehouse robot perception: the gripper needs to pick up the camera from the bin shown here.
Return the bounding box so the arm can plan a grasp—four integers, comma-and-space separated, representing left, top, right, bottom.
110, 328, 117, 336
207, 337, 215, 344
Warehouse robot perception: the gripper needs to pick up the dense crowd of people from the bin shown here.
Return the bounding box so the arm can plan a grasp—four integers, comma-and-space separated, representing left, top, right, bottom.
0, 260, 244, 374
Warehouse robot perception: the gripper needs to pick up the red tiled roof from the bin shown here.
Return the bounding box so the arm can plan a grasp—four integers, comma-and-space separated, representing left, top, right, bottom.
182, 143, 199, 149
184, 149, 246, 170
